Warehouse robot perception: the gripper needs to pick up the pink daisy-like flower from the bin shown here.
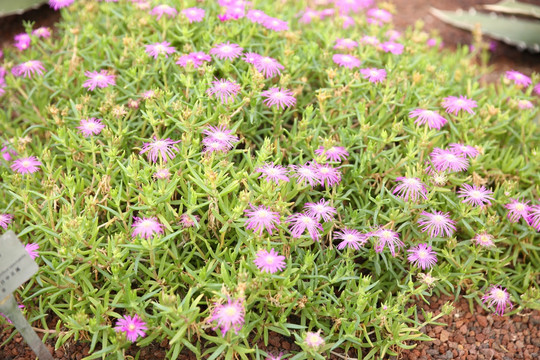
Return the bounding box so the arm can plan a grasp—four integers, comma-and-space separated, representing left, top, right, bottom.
314, 146, 349, 162
191, 51, 212, 63
392, 177, 428, 202
409, 109, 448, 130
334, 38, 358, 50
153, 167, 171, 180
528, 205, 540, 231
247, 9, 269, 23
517, 100, 533, 110
360, 68, 386, 83
505, 70, 531, 87
504, 198, 530, 223
449, 143, 479, 158
335, 0, 373, 13
299, 8, 319, 24
472, 232, 495, 247
333, 54, 361, 69
386, 30, 401, 41
305, 331, 325, 349
242, 52, 261, 64
254, 56, 284, 79
182, 7, 205, 22
261, 87, 296, 110
83, 70, 116, 91
360, 35, 379, 46
32, 27, 52, 38
211, 298, 245, 336
222, 6, 245, 20
254, 248, 286, 274
458, 184, 494, 207
14, 33, 31, 51
176, 54, 201, 68
287, 213, 323, 241
256, 163, 290, 185
534, 83, 540, 96
140, 136, 181, 163
210, 42, 243, 61
77, 118, 105, 137
12, 60, 45, 78
373, 229, 404, 257
442, 95, 477, 115
1, 145, 17, 162
150, 4, 177, 19
49, 0, 74, 10
0, 79, 5, 97
304, 199, 336, 222
482, 286, 513, 316
203, 125, 239, 148
290, 162, 321, 188
179, 213, 200, 228
380, 41, 403, 55
25, 243, 39, 260
207, 79, 241, 104
131, 216, 164, 239
114, 314, 148, 342
245, 205, 280, 236
335, 228, 367, 250
367, 8, 392, 23
426, 38, 438, 47
319, 8, 335, 19
261, 17, 289, 32
418, 211, 456, 238
202, 138, 230, 153
140, 90, 156, 100
145, 41, 175, 59
0, 214, 13, 229
407, 243, 437, 270
315, 163, 341, 187
430, 148, 469, 173
11, 156, 42, 174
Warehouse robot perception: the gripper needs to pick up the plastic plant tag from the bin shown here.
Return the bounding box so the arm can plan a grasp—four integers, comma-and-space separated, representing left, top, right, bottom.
0, 231, 53, 360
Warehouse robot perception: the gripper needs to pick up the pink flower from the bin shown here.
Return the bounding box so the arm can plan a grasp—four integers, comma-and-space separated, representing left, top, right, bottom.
517, 100, 533, 110
449, 143, 479, 158
335, 0, 373, 13
245, 205, 280, 235
409, 109, 448, 130
305, 331, 325, 349
254, 56, 284, 79
430, 148, 469, 173
131, 216, 164, 239
407, 243, 437, 270
207, 79, 241, 104
373, 229, 404, 257
1, 145, 17, 162
202, 138, 231, 153
290, 162, 321, 188
25, 243, 39, 260
261, 87, 296, 109
145, 41, 175, 59
242, 52, 261, 64
49, 0, 74, 10
261, 17, 289, 32
247, 9, 269, 23
319, 8, 335, 19
182, 7, 205, 22
12, 60, 45, 78
360, 35, 379, 46
256, 163, 290, 184
299, 8, 319, 24
392, 177, 428, 202
140, 136, 181, 163
176, 54, 201, 68
303, 199, 336, 222
315, 163, 341, 187
222, 6, 245, 20
314, 146, 349, 162
179, 213, 200, 228
287, 213, 323, 241
333, 54, 361, 69
335, 228, 367, 250
534, 83, 540, 96
0, 214, 13, 229
458, 184, 494, 207
254, 248, 286, 274
114, 314, 148, 342
472, 232, 495, 247
150, 4, 177, 19
203, 125, 239, 148
191, 51, 212, 63
360, 68, 386, 83
14, 33, 31, 51
442, 95, 477, 115
140, 90, 156, 100
505, 70, 531, 87
380, 41, 403, 55
386, 30, 401, 41
504, 198, 530, 223
153, 167, 171, 180
482, 286, 512, 316
418, 211, 456, 238
83, 70, 116, 91
528, 205, 540, 231
77, 118, 105, 137
211, 298, 245, 336
367, 8, 392, 23
210, 42, 243, 60
32, 27, 52, 38
11, 156, 42, 174
334, 38, 358, 50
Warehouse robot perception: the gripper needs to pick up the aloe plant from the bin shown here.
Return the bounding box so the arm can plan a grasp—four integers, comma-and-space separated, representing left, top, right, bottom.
0, 0, 47, 17
484, 0, 540, 18
431, 6, 540, 52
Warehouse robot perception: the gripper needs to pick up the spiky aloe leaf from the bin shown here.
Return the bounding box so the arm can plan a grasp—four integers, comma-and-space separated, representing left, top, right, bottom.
483, 0, 540, 19
0, 0, 47, 17
431, 7, 540, 53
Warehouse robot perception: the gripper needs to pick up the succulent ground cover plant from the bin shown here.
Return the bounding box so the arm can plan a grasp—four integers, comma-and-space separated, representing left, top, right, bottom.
0, 0, 539, 359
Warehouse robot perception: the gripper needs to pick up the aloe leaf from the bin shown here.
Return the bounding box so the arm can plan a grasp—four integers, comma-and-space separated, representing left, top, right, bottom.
483, 0, 540, 19
431, 7, 540, 53
0, 0, 47, 17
